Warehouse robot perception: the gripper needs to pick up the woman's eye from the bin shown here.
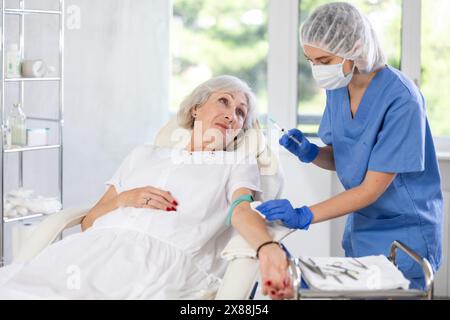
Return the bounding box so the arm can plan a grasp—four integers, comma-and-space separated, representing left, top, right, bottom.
219, 97, 228, 105
237, 109, 245, 117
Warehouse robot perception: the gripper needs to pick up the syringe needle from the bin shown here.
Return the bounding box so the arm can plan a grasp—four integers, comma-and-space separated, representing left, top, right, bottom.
269, 117, 285, 132
270, 117, 302, 147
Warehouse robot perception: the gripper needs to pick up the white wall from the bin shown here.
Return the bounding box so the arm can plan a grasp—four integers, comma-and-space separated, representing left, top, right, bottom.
3, 0, 170, 263
63, 0, 170, 208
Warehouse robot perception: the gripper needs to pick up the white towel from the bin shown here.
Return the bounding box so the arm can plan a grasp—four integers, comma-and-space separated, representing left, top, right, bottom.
299, 255, 410, 291
221, 234, 257, 261
250, 201, 265, 219
4, 188, 62, 218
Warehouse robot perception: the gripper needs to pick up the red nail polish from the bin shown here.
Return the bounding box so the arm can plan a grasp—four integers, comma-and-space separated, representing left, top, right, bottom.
271, 290, 276, 295
171, 207, 177, 211
172, 200, 178, 206
166, 207, 171, 211
265, 280, 272, 286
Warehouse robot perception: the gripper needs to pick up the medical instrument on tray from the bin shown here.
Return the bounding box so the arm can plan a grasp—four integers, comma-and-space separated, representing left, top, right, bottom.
326, 262, 359, 280
299, 257, 346, 284
350, 257, 369, 270
297, 257, 326, 279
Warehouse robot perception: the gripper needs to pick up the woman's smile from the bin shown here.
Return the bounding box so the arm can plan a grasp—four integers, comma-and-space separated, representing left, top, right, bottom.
214, 122, 230, 133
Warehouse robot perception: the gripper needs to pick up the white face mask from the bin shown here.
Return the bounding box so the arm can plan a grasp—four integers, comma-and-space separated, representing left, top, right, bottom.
310, 59, 355, 90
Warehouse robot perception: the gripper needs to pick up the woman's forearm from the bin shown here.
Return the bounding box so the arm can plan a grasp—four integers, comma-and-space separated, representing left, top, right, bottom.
81, 196, 120, 231
310, 171, 396, 223
232, 204, 292, 300
231, 204, 272, 250
310, 185, 377, 223
312, 146, 335, 171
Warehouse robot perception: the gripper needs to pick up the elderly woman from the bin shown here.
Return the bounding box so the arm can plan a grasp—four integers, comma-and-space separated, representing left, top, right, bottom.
0, 75, 291, 300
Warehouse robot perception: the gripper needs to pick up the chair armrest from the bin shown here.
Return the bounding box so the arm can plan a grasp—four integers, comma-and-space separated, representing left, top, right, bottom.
215, 257, 259, 300
13, 207, 90, 263
216, 223, 295, 299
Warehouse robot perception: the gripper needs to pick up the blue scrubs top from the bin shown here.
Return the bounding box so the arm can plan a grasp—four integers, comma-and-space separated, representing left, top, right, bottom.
318, 66, 443, 284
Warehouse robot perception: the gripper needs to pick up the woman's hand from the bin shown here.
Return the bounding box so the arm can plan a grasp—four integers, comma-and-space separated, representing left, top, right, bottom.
258, 244, 294, 300
117, 186, 178, 211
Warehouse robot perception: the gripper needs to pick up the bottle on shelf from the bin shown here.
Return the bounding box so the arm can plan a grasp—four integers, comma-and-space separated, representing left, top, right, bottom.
6, 43, 22, 78
8, 103, 27, 147
2, 123, 12, 149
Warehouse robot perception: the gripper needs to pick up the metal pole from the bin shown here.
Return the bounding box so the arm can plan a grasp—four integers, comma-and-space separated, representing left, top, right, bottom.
0, 0, 5, 267
18, 0, 24, 189
59, 0, 64, 210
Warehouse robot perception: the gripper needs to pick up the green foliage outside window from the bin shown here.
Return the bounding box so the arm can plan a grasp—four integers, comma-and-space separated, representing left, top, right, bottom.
422, 0, 450, 136
171, 0, 268, 117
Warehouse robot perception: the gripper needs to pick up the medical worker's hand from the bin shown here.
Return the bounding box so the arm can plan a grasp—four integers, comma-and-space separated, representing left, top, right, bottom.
117, 186, 178, 212
256, 199, 314, 230
258, 245, 294, 300
279, 128, 319, 163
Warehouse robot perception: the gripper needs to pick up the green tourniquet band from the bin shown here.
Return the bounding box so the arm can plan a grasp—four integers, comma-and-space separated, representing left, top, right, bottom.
226, 194, 254, 226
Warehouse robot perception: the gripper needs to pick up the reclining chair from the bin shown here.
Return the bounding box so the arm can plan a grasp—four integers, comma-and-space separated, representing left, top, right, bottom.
12, 118, 295, 299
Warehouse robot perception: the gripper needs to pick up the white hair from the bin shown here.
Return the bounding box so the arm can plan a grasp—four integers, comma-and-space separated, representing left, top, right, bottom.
177, 75, 258, 130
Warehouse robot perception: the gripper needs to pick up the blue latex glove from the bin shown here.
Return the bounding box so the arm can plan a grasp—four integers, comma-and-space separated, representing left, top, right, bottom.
279, 129, 319, 163
256, 199, 314, 230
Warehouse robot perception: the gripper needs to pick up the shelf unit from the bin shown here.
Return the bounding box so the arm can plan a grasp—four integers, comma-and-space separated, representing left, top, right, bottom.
0, 0, 64, 266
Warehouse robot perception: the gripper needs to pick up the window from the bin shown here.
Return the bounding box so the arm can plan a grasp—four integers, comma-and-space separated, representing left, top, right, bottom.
297, 0, 402, 135
171, 0, 268, 120
421, 0, 450, 136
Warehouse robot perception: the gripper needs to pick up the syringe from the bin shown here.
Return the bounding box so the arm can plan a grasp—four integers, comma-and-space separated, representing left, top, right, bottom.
269, 117, 302, 146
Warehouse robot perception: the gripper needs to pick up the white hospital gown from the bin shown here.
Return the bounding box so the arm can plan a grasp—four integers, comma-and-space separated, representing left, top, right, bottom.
0, 145, 262, 299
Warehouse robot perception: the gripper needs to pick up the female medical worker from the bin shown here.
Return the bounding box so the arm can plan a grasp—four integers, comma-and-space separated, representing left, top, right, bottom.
256, 2, 443, 290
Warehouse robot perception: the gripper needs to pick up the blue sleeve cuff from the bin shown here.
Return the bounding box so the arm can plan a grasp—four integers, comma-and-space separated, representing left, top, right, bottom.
295, 206, 314, 230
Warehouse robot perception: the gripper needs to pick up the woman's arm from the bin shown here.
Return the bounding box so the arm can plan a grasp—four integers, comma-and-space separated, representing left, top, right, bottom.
312, 145, 336, 171
81, 186, 119, 231
230, 188, 293, 300
311, 170, 396, 223
81, 185, 178, 231
230, 188, 271, 248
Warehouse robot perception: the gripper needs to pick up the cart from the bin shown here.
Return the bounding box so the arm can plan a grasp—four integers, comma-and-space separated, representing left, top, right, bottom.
288, 241, 434, 300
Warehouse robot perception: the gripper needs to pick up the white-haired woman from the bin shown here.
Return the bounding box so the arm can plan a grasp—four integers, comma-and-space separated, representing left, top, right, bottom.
0, 75, 292, 300
256, 2, 442, 290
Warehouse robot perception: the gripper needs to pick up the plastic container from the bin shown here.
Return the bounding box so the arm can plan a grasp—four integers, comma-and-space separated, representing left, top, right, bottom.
2, 124, 12, 148
9, 103, 27, 147
26, 128, 49, 146
6, 43, 22, 78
